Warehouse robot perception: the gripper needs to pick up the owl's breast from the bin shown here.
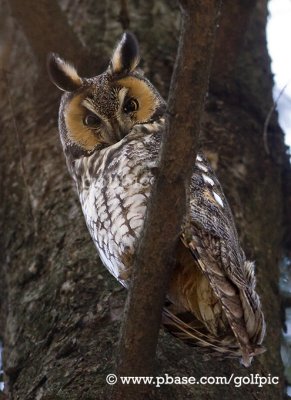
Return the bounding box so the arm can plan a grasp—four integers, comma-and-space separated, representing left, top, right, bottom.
77, 133, 159, 286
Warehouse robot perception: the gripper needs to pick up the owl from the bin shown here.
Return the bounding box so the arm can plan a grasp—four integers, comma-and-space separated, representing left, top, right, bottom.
48, 32, 265, 367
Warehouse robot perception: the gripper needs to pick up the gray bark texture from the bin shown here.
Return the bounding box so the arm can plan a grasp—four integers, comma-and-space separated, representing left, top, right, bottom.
0, 0, 289, 399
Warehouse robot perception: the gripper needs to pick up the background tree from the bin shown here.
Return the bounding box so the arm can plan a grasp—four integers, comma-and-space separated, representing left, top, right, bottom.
0, 0, 289, 399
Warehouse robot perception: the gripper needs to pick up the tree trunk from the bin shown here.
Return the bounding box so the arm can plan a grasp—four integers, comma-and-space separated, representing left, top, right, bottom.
0, 0, 287, 399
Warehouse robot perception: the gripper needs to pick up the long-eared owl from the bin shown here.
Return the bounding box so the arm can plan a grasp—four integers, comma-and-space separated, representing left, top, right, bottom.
48, 32, 265, 366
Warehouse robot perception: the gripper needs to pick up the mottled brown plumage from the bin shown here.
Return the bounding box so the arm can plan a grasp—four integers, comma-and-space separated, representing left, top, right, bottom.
48, 32, 265, 366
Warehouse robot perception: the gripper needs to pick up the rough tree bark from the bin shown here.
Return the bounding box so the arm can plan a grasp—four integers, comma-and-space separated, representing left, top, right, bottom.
0, 0, 288, 399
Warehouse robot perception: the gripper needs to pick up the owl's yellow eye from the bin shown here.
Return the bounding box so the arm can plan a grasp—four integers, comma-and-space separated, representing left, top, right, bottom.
83, 114, 101, 127
123, 97, 139, 114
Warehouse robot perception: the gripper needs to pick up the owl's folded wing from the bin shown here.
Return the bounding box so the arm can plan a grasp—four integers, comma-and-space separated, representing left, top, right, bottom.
179, 153, 266, 365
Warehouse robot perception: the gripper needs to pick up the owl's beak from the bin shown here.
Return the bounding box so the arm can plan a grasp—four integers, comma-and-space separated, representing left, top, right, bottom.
111, 119, 127, 142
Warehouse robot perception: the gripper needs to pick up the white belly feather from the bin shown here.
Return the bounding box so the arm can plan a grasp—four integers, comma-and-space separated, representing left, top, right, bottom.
78, 134, 157, 286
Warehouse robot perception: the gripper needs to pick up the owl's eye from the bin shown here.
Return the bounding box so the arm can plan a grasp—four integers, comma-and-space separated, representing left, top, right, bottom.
83, 114, 101, 127
123, 98, 139, 113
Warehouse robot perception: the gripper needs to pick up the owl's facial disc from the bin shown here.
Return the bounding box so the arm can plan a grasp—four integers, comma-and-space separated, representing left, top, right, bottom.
63, 74, 163, 152
116, 77, 159, 124
63, 87, 130, 151
63, 93, 105, 152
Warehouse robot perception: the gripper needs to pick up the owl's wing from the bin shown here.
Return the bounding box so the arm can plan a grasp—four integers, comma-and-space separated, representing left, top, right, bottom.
179, 153, 265, 365
184, 153, 246, 286
182, 154, 253, 287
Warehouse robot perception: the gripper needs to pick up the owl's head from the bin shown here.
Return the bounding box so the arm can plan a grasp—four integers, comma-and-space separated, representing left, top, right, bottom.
48, 32, 166, 157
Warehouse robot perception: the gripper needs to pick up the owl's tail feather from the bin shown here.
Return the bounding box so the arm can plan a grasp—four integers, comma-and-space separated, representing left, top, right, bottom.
162, 306, 266, 365
183, 233, 266, 366
239, 261, 266, 345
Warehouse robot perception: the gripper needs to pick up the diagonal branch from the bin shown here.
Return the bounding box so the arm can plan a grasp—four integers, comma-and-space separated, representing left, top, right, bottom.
7, 0, 89, 74
111, 1, 222, 399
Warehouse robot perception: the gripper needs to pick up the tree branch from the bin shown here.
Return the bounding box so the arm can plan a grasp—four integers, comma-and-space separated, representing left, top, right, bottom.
8, 0, 89, 74
111, 1, 222, 399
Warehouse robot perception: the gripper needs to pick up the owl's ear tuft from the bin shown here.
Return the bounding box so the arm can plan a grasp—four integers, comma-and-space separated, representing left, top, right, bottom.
110, 32, 140, 75
47, 53, 82, 92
